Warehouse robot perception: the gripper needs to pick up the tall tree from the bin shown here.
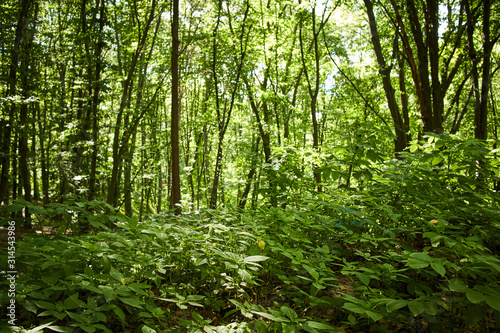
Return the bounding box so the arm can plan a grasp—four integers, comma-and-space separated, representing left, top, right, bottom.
364, 0, 408, 153
0, 0, 34, 205
107, 0, 157, 206
209, 0, 251, 209
465, 0, 498, 141
170, 0, 181, 214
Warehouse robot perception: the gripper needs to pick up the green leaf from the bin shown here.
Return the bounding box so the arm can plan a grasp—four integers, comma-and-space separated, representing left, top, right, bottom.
140, 325, 158, 333
112, 306, 126, 323
408, 300, 425, 316
365, 310, 383, 322
64, 293, 86, 310
430, 262, 446, 277
466, 289, 484, 304
303, 321, 336, 330
251, 311, 288, 323
23, 299, 38, 313
128, 283, 151, 296
343, 302, 367, 314
407, 252, 432, 269
354, 272, 370, 286
7, 201, 26, 212
431, 156, 444, 166
192, 311, 204, 323
475, 285, 500, 311
302, 264, 319, 282
34, 300, 56, 310
109, 267, 124, 282
386, 299, 408, 313
244, 255, 269, 263
254, 319, 268, 333
449, 279, 467, 292
119, 297, 144, 308
280, 306, 298, 320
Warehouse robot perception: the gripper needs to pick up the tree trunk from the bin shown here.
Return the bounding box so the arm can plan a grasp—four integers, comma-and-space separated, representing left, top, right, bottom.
364, 0, 408, 154
239, 136, 260, 210
170, 0, 181, 214
107, 0, 157, 206
0, 0, 32, 205
88, 0, 106, 201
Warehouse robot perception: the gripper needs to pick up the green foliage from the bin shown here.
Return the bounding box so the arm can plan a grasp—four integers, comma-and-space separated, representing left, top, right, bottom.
3, 135, 500, 331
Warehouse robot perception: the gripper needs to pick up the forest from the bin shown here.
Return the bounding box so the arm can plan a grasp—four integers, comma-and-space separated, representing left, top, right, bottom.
1, 0, 500, 331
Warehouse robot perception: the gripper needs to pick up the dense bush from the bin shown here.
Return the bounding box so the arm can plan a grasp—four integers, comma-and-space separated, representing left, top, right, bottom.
1, 135, 499, 332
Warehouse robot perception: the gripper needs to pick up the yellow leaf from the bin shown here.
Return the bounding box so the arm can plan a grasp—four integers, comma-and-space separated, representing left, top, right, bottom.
430, 219, 439, 224
258, 239, 266, 250
120, 278, 126, 285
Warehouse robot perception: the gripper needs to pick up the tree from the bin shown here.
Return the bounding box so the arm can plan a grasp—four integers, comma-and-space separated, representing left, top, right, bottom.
364, 0, 408, 153
107, 0, 158, 206
171, 0, 181, 214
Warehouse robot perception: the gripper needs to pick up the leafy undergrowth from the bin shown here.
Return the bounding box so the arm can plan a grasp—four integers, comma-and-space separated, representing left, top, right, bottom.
1, 135, 500, 332
2, 199, 499, 332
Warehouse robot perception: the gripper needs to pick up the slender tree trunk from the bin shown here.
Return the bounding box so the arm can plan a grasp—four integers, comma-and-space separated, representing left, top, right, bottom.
209, 0, 250, 208
0, 0, 32, 205
364, 0, 408, 154
107, 0, 157, 206
299, 7, 324, 191
88, 0, 106, 201
157, 165, 162, 213
170, 0, 181, 214
239, 136, 260, 209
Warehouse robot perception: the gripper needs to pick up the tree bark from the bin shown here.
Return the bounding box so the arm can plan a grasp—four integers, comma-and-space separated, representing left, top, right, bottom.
88, 0, 106, 201
107, 0, 157, 206
0, 0, 33, 205
364, 0, 408, 154
170, 0, 181, 214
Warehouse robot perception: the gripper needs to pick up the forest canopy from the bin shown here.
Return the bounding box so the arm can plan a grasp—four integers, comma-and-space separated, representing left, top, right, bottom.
1, 0, 500, 331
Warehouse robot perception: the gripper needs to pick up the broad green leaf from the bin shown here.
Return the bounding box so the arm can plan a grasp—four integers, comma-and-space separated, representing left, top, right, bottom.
302, 264, 319, 282
303, 321, 336, 330
187, 295, 205, 301
280, 306, 298, 320
192, 311, 204, 323
463, 305, 487, 326
128, 283, 150, 296
254, 318, 268, 333
407, 253, 432, 269
33, 300, 56, 310
408, 300, 425, 316
7, 201, 26, 212
112, 306, 126, 323
423, 301, 438, 315
251, 311, 288, 323
63, 293, 86, 310
430, 262, 446, 277
466, 288, 484, 304
140, 325, 157, 333
243, 255, 269, 263
343, 302, 366, 314
365, 310, 383, 322
475, 285, 500, 311
386, 299, 408, 313
282, 324, 300, 333
109, 267, 124, 282
354, 272, 370, 286
431, 156, 444, 166
119, 297, 144, 308
66, 311, 86, 322
23, 299, 38, 313
449, 279, 467, 292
